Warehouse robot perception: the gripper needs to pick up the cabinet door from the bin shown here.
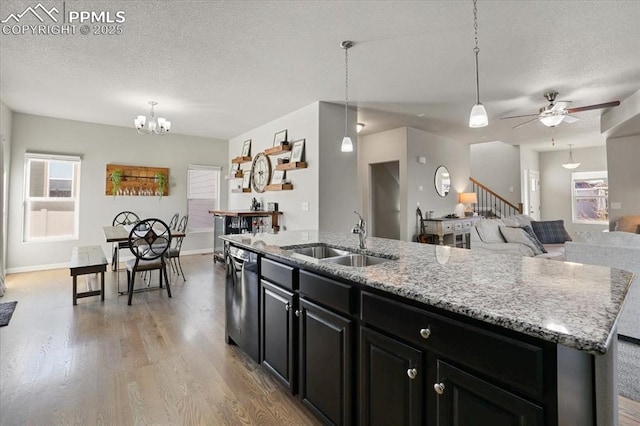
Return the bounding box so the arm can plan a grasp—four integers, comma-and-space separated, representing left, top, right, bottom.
299, 298, 353, 425
261, 280, 296, 393
435, 360, 544, 426
360, 327, 424, 426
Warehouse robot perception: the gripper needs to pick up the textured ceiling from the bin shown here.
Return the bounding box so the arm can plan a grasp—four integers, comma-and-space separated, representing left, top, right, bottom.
1, 1, 639, 152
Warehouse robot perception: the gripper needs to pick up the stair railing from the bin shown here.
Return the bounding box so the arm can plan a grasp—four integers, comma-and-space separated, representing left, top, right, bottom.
469, 177, 523, 219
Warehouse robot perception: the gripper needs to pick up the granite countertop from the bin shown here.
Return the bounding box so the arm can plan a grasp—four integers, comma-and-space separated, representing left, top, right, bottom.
221, 231, 634, 355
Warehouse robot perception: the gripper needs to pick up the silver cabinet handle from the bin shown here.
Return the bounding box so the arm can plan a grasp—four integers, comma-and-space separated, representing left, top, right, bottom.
285, 302, 291, 311
434, 383, 445, 395
407, 368, 418, 380
295, 309, 301, 317
419, 328, 431, 339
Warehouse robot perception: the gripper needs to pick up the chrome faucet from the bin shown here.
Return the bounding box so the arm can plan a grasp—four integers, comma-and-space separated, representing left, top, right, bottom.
352, 211, 367, 249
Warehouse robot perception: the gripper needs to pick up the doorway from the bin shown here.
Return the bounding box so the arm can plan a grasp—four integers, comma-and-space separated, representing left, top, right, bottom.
523, 169, 541, 220
370, 161, 400, 239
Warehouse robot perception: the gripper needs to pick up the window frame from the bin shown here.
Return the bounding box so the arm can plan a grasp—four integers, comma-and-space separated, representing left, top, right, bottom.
571, 170, 608, 225
186, 164, 221, 233
23, 153, 81, 242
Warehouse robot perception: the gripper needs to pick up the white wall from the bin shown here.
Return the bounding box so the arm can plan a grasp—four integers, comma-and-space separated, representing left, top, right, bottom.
228, 102, 320, 231
607, 134, 640, 229
539, 146, 608, 236
470, 141, 521, 205
407, 127, 470, 241
7, 113, 228, 272
0, 102, 12, 294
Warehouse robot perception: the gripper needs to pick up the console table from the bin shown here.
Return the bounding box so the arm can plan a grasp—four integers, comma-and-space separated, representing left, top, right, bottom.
421, 216, 481, 248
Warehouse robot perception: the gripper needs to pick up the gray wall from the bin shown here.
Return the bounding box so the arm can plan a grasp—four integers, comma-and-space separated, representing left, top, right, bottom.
370, 161, 400, 239
319, 102, 358, 233
0, 102, 12, 294
7, 113, 228, 271
539, 146, 608, 236
470, 141, 521, 205
607, 134, 640, 229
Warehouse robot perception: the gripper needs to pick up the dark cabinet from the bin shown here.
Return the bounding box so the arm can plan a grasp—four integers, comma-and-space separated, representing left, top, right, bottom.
298, 298, 353, 425
261, 279, 296, 393
360, 327, 424, 426
435, 360, 544, 425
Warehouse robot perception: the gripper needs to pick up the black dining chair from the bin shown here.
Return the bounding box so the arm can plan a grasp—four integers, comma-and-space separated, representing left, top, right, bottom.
166, 215, 188, 281
168, 213, 179, 231
125, 218, 172, 305
112, 211, 140, 271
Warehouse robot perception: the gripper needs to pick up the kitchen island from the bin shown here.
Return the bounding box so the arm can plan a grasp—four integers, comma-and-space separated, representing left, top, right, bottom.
221, 231, 633, 425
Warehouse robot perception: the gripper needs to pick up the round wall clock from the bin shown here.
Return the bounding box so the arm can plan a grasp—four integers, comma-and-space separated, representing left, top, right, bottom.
251, 152, 271, 193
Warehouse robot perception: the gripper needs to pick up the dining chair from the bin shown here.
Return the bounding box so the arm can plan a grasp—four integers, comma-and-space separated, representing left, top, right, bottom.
168, 213, 179, 231
125, 218, 172, 305
111, 211, 140, 271
166, 215, 188, 281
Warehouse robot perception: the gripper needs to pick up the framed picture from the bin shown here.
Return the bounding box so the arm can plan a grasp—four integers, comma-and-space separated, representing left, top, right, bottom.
290, 139, 305, 163
241, 139, 251, 157
273, 129, 288, 147
271, 170, 285, 184
242, 172, 251, 189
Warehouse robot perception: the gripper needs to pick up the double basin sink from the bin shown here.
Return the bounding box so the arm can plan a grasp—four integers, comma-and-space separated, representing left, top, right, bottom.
283, 244, 393, 267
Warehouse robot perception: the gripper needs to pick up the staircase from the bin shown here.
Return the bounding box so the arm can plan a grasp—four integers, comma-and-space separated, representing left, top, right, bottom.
469, 177, 523, 219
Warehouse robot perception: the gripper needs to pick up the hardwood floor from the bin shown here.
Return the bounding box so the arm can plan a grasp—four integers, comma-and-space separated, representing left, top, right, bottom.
1, 253, 638, 425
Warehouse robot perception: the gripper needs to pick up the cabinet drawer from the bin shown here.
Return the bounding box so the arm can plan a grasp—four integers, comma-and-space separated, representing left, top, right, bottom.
463, 220, 473, 229
299, 270, 354, 315
453, 222, 463, 231
360, 292, 545, 400
261, 258, 296, 290
442, 223, 453, 232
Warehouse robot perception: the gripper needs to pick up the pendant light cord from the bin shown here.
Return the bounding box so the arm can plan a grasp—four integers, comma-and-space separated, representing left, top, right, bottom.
473, 0, 480, 104
344, 44, 349, 136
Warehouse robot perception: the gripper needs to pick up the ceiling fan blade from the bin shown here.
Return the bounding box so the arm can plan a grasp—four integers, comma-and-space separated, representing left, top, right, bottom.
551, 101, 570, 111
512, 118, 539, 129
501, 113, 539, 120
567, 101, 620, 113
563, 115, 580, 124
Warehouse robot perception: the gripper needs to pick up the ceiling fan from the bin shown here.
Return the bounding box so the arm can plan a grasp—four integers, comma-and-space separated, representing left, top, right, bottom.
501, 91, 620, 129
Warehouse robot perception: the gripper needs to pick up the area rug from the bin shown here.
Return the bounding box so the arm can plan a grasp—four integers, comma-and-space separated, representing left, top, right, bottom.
0, 301, 18, 327
618, 338, 640, 402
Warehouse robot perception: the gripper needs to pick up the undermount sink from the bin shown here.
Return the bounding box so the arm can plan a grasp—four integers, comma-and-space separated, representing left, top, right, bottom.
288, 245, 352, 259
283, 243, 394, 267
321, 254, 391, 267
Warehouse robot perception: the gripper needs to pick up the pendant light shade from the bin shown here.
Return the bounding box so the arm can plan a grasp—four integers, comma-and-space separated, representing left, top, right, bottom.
468, 0, 488, 128
340, 40, 355, 153
562, 144, 581, 169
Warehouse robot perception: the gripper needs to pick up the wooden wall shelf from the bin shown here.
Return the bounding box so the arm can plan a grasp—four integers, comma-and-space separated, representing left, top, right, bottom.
232, 170, 244, 178
231, 188, 252, 193
106, 164, 169, 197
266, 184, 293, 191
276, 162, 307, 171
232, 156, 252, 164
265, 145, 291, 156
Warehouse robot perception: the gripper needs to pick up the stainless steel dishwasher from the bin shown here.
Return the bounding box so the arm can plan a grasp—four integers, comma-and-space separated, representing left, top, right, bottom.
225, 245, 259, 362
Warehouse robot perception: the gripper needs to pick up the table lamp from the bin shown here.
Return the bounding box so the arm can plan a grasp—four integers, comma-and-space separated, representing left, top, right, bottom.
459, 192, 477, 217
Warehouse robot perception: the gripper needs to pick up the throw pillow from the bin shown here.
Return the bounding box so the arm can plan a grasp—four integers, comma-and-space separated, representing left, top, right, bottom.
517, 225, 547, 253
475, 220, 506, 243
499, 226, 545, 255
531, 220, 572, 244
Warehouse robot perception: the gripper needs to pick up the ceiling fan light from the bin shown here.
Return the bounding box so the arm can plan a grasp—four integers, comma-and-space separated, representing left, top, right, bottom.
540, 115, 565, 127
341, 136, 354, 152
469, 103, 488, 128
562, 162, 581, 170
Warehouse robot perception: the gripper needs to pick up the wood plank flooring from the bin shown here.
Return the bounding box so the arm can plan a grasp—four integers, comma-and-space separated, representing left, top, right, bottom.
1, 253, 638, 425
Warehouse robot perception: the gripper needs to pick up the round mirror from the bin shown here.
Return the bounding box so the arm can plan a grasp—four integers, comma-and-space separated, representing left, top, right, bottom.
434, 166, 451, 197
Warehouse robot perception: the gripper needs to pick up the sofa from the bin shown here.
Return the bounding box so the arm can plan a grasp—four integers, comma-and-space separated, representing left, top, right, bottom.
565, 231, 640, 341
470, 214, 567, 259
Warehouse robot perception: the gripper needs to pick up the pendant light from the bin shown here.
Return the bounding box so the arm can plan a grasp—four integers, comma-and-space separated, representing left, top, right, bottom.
562, 144, 581, 169
469, 0, 488, 128
340, 41, 354, 152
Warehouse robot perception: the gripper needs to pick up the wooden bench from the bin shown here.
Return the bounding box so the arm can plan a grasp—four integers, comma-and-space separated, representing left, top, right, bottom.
70, 246, 107, 305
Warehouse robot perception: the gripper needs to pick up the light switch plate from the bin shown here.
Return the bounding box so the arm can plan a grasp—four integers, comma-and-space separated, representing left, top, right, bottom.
611, 202, 622, 210
301, 202, 309, 211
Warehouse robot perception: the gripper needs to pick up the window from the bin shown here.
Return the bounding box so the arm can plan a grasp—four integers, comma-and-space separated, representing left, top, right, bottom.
187, 165, 220, 232
571, 171, 608, 224
24, 153, 81, 241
